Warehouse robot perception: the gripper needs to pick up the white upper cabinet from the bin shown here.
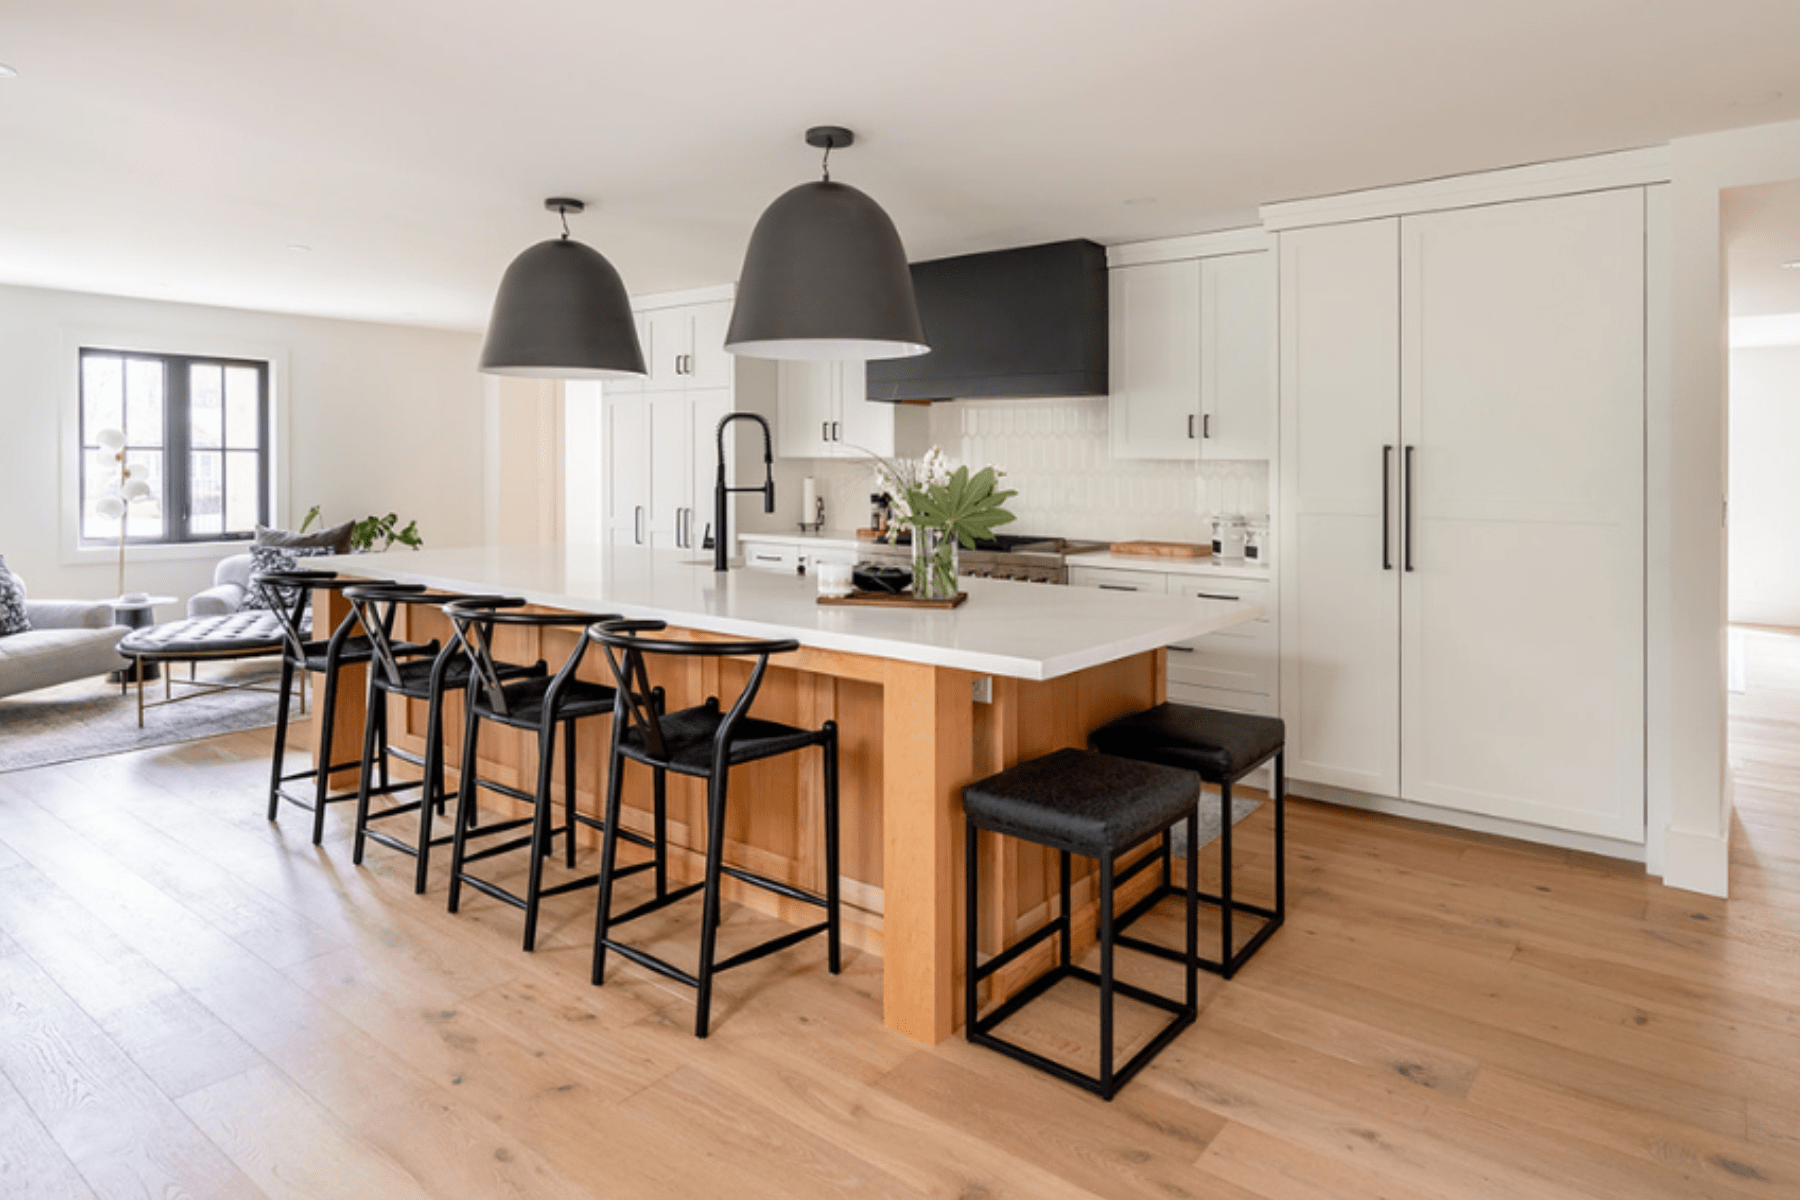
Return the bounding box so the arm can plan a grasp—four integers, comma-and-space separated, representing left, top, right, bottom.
1200, 253, 1275, 461
776, 360, 921, 461
1109, 250, 1274, 462
1109, 259, 1201, 459
630, 299, 733, 393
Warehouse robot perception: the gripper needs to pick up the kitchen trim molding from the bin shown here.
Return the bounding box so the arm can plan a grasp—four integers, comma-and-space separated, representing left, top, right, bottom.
1106, 227, 1272, 268
1291, 778, 1650, 864
629, 282, 736, 311
1259, 145, 1673, 231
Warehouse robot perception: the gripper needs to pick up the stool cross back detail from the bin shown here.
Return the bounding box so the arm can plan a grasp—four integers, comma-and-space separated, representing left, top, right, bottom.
342, 584, 527, 893
258, 569, 420, 845
587, 620, 841, 1038
441, 597, 643, 952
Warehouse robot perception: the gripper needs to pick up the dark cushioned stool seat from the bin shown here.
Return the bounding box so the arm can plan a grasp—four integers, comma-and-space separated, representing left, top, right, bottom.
1086, 700, 1287, 981
962, 747, 1199, 858
1089, 703, 1285, 784
619, 704, 829, 777
964, 747, 1204, 1101
470, 675, 617, 728
119, 613, 290, 659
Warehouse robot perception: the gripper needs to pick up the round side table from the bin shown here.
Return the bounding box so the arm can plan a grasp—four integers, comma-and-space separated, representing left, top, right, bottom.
109, 595, 178, 684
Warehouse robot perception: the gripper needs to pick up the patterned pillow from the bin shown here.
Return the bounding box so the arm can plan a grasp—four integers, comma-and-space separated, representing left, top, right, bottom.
0, 555, 27, 637
240, 544, 333, 611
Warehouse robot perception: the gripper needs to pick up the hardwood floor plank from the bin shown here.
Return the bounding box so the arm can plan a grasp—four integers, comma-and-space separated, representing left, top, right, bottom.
178, 1065, 440, 1200
1194, 1121, 1446, 1200
0, 861, 265, 1100
0, 1066, 100, 1200
0, 952, 264, 1200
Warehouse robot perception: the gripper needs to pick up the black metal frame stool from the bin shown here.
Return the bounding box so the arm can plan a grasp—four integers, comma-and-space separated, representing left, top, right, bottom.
443, 597, 632, 952
964, 747, 1201, 1101
1088, 703, 1286, 979
344, 585, 541, 893
587, 620, 840, 1039
259, 569, 422, 845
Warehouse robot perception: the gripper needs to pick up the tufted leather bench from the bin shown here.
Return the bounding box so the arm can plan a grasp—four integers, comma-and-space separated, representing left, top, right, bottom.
117, 613, 296, 726
963, 747, 1201, 1100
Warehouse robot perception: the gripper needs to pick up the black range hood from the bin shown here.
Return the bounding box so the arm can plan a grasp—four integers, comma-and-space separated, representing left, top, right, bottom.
864, 238, 1108, 402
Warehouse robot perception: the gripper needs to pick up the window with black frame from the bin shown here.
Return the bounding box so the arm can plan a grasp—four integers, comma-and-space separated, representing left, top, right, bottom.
78, 349, 271, 545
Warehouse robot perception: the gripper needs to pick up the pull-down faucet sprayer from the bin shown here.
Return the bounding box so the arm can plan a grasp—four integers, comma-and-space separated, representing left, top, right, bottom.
714, 413, 775, 572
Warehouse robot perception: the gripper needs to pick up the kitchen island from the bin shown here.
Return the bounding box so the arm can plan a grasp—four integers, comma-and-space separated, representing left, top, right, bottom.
313, 543, 1261, 1043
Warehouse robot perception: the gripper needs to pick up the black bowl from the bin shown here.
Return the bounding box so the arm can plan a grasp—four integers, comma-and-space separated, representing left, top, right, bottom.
853, 564, 912, 594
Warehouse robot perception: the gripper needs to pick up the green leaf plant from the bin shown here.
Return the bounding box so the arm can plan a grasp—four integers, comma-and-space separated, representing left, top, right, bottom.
300, 505, 424, 553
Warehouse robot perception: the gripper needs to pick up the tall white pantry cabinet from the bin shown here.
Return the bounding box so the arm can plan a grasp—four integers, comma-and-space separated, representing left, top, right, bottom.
1277, 186, 1656, 844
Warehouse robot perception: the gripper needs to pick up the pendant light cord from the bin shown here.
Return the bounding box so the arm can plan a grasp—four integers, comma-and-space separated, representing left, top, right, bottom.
821, 142, 832, 183
557, 205, 572, 239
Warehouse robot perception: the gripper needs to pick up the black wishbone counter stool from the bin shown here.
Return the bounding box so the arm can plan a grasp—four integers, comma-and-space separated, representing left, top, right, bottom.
343, 585, 542, 894
963, 748, 1201, 1100
442, 597, 628, 952
587, 620, 840, 1039
1087, 704, 1287, 979
259, 569, 425, 845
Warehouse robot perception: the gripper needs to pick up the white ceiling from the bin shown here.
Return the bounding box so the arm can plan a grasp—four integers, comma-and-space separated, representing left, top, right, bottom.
6, 0, 1800, 332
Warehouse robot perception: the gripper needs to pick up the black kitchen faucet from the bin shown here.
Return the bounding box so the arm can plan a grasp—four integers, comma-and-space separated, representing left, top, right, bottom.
713, 413, 775, 572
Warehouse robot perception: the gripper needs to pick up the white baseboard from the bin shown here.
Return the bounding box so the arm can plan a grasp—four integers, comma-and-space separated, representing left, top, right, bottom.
1289, 780, 1648, 862
1660, 825, 1730, 897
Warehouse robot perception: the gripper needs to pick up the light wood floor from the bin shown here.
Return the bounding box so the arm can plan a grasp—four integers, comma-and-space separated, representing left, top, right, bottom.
3, 635, 1800, 1200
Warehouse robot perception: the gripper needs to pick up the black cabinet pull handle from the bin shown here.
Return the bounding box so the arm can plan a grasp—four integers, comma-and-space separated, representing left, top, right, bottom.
1203, 413, 1211, 439
1404, 444, 1415, 572
1166, 644, 1195, 653
1098, 583, 1138, 592
821, 421, 829, 443
1382, 445, 1394, 571
832, 421, 841, 442
1187, 414, 1195, 439
1192, 592, 1238, 602
634, 505, 644, 545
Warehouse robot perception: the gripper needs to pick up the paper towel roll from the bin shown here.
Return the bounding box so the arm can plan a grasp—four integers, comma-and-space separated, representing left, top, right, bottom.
802, 476, 817, 520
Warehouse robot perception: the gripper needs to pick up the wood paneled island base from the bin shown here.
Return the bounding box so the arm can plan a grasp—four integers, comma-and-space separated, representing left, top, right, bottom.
316, 590, 1169, 1044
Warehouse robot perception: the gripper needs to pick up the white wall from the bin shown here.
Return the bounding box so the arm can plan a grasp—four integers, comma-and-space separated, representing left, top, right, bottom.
1666, 116, 1800, 897
0, 283, 486, 604
1729, 344, 1800, 626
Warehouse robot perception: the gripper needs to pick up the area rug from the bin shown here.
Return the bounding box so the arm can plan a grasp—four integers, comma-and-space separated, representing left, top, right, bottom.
1172, 795, 1261, 857
0, 661, 290, 774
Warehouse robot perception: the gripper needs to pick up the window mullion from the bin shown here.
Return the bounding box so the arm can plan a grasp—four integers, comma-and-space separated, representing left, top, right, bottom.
166, 354, 193, 543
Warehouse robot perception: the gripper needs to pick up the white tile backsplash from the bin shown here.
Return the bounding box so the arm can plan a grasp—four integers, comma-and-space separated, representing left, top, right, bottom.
799, 396, 1269, 541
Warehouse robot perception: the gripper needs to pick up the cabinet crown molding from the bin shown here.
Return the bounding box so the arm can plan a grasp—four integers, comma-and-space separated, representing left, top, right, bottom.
1259, 145, 1672, 232
630, 282, 736, 311
1107, 227, 1271, 268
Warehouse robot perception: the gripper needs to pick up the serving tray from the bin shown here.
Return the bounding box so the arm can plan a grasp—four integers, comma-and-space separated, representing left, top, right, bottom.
817, 590, 967, 610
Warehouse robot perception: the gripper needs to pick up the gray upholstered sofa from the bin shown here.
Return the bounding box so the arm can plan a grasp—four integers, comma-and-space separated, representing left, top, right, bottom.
0, 592, 128, 700
188, 553, 255, 617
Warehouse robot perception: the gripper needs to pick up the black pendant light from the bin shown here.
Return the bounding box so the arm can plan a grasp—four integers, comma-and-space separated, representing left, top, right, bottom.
725, 127, 929, 361
479, 198, 646, 379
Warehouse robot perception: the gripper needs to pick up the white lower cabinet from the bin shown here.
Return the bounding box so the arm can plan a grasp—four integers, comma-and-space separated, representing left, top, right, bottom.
1279, 187, 1648, 843
1068, 565, 1278, 786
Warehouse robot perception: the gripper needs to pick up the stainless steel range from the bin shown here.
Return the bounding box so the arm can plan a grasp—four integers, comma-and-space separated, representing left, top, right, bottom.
859, 534, 1106, 584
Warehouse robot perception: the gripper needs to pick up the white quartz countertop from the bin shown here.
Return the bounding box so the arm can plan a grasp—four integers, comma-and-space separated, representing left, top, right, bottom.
316, 543, 1261, 682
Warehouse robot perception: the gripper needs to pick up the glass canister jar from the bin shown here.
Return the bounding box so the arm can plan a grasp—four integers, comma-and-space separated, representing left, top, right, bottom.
1245, 515, 1270, 563
1211, 513, 1248, 561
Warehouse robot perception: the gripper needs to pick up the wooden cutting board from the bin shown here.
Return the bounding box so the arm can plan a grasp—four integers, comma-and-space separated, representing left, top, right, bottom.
1109, 540, 1211, 558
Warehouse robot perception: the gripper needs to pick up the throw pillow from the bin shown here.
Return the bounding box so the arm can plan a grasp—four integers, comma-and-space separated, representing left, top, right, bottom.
0, 555, 28, 637
256, 520, 354, 555
240, 544, 333, 611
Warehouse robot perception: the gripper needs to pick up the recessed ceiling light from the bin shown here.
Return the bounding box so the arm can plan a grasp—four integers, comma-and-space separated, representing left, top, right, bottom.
1782, 260, 1800, 270
286, 243, 311, 253
1123, 196, 1158, 207
0, 64, 18, 79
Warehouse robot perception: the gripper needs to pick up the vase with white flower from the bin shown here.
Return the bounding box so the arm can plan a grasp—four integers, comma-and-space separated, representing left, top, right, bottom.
871, 447, 1018, 602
